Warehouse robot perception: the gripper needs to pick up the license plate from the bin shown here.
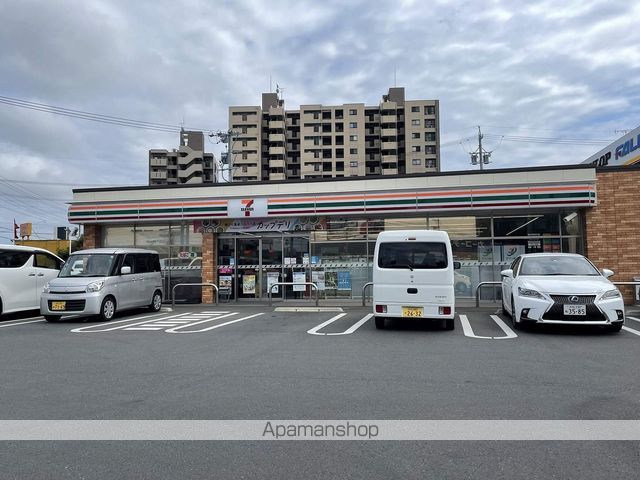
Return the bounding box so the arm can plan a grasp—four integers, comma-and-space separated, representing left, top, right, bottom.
563, 304, 586, 316
402, 307, 424, 318
51, 301, 66, 311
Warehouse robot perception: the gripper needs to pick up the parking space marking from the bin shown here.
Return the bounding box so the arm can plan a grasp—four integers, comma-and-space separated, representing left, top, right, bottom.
70, 312, 187, 333
307, 313, 348, 335
459, 314, 518, 340
166, 313, 264, 333
0, 318, 45, 328
326, 314, 374, 336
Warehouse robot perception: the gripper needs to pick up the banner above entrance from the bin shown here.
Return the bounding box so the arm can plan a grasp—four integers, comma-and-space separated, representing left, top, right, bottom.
194, 217, 327, 234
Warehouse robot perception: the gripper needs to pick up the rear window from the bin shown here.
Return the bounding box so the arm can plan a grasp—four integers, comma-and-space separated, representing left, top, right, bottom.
378, 242, 448, 269
0, 250, 32, 268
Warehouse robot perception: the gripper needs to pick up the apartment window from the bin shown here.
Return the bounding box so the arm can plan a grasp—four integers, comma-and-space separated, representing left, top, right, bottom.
242, 127, 248, 134
242, 153, 248, 159
349, 122, 357, 128
242, 140, 248, 147
336, 161, 344, 171
336, 135, 344, 145
350, 148, 358, 155
313, 125, 320, 132
426, 158, 437, 168
412, 132, 420, 139
350, 161, 358, 167
313, 112, 319, 119
242, 115, 247, 121
412, 159, 421, 165
425, 119, 436, 128
322, 150, 332, 159
411, 106, 420, 112
335, 123, 344, 132
323, 162, 332, 170
411, 119, 420, 126
322, 137, 332, 146
335, 109, 344, 119
349, 109, 357, 115
425, 132, 436, 142
336, 148, 344, 158
424, 106, 436, 115
425, 146, 437, 154
242, 166, 248, 173
412, 146, 421, 152
322, 111, 331, 120
349, 135, 358, 141
322, 124, 331, 133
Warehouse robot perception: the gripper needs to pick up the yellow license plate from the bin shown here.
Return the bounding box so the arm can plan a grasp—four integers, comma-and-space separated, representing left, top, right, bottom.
402, 307, 424, 318
51, 301, 66, 311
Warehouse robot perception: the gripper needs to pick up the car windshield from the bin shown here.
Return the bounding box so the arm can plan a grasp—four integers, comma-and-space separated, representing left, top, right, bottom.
378, 242, 448, 269
519, 256, 600, 276
59, 254, 116, 278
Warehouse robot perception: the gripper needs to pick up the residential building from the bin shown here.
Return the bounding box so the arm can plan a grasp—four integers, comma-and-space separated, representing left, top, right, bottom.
149, 130, 216, 185
228, 87, 440, 182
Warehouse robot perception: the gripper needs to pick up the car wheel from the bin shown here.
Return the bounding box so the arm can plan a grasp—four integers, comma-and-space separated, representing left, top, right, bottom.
606, 323, 623, 333
149, 290, 162, 312
44, 315, 61, 323
511, 295, 521, 330
444, 318, 455, 331
99, 296, 116, 321
375, 316, 386, 330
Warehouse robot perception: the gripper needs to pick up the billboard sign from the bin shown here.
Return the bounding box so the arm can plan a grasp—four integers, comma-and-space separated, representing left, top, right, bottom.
582, 125, 640, 167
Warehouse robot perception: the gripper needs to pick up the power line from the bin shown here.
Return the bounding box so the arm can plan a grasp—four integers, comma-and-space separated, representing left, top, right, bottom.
0, 95, 216, 134
482, 133, 612, 145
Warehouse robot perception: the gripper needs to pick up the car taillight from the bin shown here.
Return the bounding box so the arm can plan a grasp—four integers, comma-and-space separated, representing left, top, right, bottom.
439, 306, 451, 315
375, 305, 387, 313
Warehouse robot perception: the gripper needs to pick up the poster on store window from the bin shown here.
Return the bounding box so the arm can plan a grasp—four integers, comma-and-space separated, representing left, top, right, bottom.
325, 271, 337, 290
219, 275, 233, 292
337, 271, 351, 290
502, 244, 526, 262
311, 271, 325, 290
242, 274, 256, 294
267, 272, 280, 294
293, 271, 306, 291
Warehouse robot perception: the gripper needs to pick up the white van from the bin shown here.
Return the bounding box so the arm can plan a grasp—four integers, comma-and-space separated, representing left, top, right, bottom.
0, 245, 64, 317
40, 248, 163, 322
372, 230, 458, 330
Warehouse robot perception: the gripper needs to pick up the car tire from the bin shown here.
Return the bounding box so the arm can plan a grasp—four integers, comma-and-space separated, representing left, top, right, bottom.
444, 318, 455, 331
149, 290, 162, 312
606, 323, 623, 333
511, 295, 521, 330
99, 296, 116, 322
375, 316, 386, 330
44, 315, 61, 323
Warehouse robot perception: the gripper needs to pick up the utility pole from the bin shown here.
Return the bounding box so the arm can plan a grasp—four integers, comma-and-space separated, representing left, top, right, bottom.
470, 125, 491, 170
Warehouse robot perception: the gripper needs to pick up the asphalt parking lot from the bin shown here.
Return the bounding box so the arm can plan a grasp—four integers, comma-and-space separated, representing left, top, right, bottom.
1, 305, 639, 479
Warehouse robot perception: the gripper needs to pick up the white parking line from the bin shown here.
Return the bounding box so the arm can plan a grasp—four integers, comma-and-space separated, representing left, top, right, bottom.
0, 318, 45, 328
307, 313, 347, 335
70, 312, 187, 333
459, 314, 518, 339
622, 326, 640, 336
166, 313, 264, 333
626, 316, 640, 323
326, 314, 373, 336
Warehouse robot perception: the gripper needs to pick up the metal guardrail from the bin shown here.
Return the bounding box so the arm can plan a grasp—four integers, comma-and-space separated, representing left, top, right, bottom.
475, 281, 503, 308
362, 282, 373, 307
268, 282, 319, 307
172, 283, 218, 307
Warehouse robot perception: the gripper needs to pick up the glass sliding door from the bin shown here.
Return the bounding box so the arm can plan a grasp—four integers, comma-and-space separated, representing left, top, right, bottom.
261, 236, 283, 299
237, 237, 260, 299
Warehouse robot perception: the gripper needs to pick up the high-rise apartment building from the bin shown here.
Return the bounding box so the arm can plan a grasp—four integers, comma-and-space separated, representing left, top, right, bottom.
228, 87, 440, 182
149, 130, 216, 185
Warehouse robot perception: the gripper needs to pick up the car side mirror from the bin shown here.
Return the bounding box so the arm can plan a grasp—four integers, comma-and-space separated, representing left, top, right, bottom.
120, 266, 132, 275
453, 261, 461, 270
501, 269, 513, 278
601, 268, 614, 278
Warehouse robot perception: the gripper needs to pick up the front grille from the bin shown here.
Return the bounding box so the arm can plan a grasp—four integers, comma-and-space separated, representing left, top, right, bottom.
50, 291, 85, 295
543, 295, 605, 321
49, 300, 86, 312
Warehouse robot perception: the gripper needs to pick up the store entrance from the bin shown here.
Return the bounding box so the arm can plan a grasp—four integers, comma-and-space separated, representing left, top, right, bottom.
216, 234, 310, 301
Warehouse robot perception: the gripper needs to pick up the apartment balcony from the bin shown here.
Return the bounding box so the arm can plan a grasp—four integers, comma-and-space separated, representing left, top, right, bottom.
269, 146, 285, 155
269, 172, 286, 181
235, 166, 260, 178
381, 141, 397, 150
381, 154, 398, 163
381, 128, 397, 136
382, 166, 398, 175
269, 120, 285, 130
269, 158, 286, 169
381, 114, 397, 123
149, 171, 167, 180
149, 158, 167, 167
269, 133, 285, 142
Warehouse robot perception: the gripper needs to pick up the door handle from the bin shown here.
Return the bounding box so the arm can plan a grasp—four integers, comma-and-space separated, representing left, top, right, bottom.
28, 273, 36, 276
37, 273, 45, 277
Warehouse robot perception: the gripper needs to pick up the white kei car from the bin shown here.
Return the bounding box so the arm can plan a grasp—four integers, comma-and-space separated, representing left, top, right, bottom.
501, 253, 625, 332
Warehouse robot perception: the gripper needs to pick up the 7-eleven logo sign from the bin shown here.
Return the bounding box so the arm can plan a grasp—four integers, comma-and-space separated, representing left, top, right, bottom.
241, 199, 255, 216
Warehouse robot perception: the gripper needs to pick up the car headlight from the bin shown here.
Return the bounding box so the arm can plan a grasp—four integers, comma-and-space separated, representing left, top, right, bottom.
42, 282, 51, 294
518, 287, 545, 299
601, 289, 621, 299
86, 281, 105, 293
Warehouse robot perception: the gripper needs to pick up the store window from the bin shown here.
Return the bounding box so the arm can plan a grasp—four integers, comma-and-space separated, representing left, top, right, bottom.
428, 217, 491, 238
102, 226, 135, 247
493, 214, 559, 237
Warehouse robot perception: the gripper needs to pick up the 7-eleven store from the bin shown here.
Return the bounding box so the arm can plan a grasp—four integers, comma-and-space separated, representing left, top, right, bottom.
67, 164, 640, 304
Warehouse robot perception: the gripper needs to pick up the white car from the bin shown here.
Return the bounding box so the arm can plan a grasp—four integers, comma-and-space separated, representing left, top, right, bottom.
0, 245, 64, 317
501, 253, 624, 332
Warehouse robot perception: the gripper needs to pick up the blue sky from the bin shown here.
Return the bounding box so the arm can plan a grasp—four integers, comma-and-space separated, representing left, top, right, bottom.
0, 0, 639, 241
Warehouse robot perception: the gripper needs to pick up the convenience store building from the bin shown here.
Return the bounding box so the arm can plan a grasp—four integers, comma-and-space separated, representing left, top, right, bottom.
68, 164, 640, 304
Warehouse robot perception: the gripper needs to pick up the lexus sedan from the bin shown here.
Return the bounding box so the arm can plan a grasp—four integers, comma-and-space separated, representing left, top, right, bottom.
501, 253, 624, 332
